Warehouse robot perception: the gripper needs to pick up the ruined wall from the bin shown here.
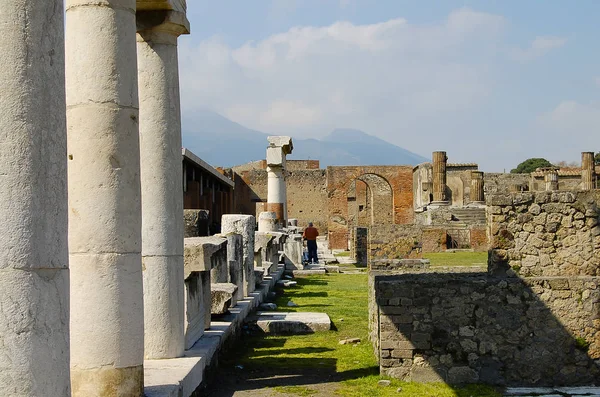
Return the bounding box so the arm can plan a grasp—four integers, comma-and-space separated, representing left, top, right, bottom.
229, 166, 328, 232
371, 189, 600, 386
484, 173, 530, 194
369, 225, 449, 260
373, 273, 600, 386
369, 224, 485, 259
369, 225, 424, 260
287, 170, 328, 231
488, 190, 600, 277
328, 166, 414, 250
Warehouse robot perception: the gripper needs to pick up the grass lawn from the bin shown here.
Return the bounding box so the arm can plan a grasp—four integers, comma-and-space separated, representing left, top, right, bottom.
423, 251, 488, 267
221, 273, 500, 397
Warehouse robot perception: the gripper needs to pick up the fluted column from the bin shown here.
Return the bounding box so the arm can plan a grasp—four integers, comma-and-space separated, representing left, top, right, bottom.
0, 1, 70, 395
581, 152, 596, 191
137, 10, 189, 360
432, 151, 448, 202
66, 0, 144, 395
544, 170, 559, 191
470, 171, 485, 203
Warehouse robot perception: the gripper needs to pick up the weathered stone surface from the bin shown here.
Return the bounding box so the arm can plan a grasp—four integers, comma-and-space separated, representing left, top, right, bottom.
210, 283, 238, 314
371, 273, 600, 386
225, 233, 244, 302
67, 0, 144, 393
184, 209, 210, 237
1, 1, 70, 394
284, 234, 304, 269
184, 236, 227, 276
255, 312, 331, 334
488, 190, 600, 277
222, 215, 256, 295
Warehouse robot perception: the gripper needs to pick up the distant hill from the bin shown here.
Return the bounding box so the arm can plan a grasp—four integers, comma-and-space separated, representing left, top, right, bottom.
181, 110, 428, 168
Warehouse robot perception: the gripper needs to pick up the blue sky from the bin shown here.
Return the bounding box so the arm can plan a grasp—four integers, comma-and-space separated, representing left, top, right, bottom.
179, 1, 600, 171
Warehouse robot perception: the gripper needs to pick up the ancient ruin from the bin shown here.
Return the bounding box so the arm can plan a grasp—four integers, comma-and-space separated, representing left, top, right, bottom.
2, 1, 600, 396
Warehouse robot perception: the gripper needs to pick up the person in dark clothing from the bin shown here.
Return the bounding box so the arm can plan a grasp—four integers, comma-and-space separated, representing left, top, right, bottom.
302, 222, 319, 264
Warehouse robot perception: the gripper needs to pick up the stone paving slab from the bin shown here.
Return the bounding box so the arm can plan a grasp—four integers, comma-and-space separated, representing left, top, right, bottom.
255, 312, 332, 334
144, 265, 285, 397
504, 386, 600, 396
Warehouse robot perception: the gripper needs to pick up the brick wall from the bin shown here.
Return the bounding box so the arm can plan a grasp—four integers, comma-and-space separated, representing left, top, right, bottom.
327, 166, 414, 250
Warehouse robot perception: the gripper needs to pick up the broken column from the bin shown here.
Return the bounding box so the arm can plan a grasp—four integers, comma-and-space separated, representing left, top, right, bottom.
222, 215, 256, 296
544, 169, 559, 191
66, 0, 143, 394
0, 2, 70, 395
432, 151, 448, 203
266, 136, 294, 227
259, 211, 279, 232
470, 171, 485, 203
137, 8, 190, 360
581, 152, 596, 191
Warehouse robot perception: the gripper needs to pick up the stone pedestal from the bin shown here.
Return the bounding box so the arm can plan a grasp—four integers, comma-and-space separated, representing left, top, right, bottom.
582, 152, 596, 191
137, 10, 189, 360
222, 215, 256, 296
225, 234, 245, 302
66, 0, 144, 394
432, 151, 448, 202
354, 227, 369, 267
470, 171, 485, 202
0, 2, 70, 395
266, 136, 293, 226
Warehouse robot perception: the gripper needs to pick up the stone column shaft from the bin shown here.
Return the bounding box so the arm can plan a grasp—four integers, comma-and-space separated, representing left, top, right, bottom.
0, 1, 70, 395
266, 165, 286, 223
266, 137, 293, 226
137, 10, 189, 360
582, 152, 595, 191
470, 171, 484, 202
432, 151, 447, 202
66, 0, 144, 394
545, 170, 559, 191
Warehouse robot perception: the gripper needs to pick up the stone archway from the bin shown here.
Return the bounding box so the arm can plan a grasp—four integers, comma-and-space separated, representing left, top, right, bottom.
327, 165, 414, 250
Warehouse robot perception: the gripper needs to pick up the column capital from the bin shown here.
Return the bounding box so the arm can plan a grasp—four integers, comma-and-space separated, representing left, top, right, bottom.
137, 0, 186, 12
137, 10, 190, 38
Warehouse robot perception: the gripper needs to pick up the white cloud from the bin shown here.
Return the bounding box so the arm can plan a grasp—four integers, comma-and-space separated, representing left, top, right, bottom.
536, 101, 600, 157
510, 35, 567, 61
594, 77, 600, 87
179, 7, 506, 147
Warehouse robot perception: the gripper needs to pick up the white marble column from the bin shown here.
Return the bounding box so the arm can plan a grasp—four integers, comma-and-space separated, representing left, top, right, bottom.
66, 0, 144, 395
137, 10, 189, 359
0, 1, 70, 395
266, 136, 293, 226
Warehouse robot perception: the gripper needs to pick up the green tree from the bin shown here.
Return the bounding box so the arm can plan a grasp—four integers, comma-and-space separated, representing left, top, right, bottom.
510, 158, 554, 174
595, 153, 600, 165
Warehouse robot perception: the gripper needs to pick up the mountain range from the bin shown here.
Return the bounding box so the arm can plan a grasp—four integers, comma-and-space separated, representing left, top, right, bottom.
181, 110, 428, 168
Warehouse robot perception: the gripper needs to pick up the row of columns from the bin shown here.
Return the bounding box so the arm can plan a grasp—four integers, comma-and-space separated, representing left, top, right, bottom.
542, 152, 596, 191
1, 1, 190, 395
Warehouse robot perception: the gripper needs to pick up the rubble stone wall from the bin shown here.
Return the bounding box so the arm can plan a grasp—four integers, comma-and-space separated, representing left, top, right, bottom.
487, 190, 600, 277
373, 273, 600, 386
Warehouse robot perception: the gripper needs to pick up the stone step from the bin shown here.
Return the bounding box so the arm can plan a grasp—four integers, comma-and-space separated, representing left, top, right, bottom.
254, 312, 332, 334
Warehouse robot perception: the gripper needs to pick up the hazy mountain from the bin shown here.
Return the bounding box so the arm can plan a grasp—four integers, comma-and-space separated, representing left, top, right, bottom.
181, 110, 428, 168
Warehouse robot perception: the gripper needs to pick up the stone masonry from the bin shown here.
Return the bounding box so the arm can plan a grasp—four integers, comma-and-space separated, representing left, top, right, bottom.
487, 190, 600, 277
371, 189, 600, 387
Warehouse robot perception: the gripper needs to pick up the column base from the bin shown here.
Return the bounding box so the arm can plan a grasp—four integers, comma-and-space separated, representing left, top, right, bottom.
71, 365, 143, 397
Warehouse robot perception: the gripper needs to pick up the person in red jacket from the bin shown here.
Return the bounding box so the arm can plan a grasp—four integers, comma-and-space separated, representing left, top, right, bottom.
302, 222, 319, 264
